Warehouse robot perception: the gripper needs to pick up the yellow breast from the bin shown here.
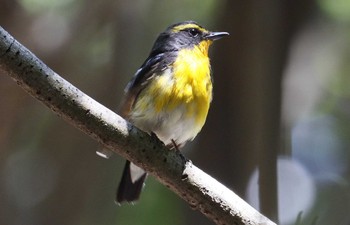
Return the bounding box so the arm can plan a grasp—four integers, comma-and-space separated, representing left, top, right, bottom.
150, 40, 213, 128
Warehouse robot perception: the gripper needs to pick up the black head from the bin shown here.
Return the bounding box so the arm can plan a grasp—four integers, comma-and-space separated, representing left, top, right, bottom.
150, 21, 229, 54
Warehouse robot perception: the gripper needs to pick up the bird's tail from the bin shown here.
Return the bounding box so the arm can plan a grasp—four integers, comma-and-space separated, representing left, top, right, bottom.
116, 161, 147, 204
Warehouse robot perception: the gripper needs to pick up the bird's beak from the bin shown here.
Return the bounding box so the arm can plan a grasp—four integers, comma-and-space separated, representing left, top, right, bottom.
205, 31, 229, 41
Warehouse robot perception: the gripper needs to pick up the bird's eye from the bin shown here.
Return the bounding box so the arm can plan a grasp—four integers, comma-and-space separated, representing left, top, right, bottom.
188, 28, 200, 37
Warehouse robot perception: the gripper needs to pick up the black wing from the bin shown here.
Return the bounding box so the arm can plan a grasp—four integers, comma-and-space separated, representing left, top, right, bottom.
125, 53, 164, 92
119, 52, 176, 117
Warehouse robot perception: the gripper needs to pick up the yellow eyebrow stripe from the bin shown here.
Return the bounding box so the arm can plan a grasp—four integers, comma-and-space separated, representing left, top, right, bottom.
172, 24, 208, 33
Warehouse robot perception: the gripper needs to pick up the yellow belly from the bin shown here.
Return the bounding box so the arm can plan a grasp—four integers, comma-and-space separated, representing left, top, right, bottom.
130, 45, 212, 145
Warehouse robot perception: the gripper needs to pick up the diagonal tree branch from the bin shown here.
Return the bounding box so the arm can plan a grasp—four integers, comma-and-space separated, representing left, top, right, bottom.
0, 26, 276, 225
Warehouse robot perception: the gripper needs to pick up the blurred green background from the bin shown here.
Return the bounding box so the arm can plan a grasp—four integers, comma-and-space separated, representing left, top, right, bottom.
2, 0, 350, 224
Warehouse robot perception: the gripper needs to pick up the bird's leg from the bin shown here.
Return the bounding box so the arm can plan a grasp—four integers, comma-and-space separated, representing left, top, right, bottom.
171, 139, 180, 152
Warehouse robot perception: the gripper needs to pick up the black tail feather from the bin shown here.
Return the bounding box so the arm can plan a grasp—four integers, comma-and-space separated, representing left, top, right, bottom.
116, 161, 147, 204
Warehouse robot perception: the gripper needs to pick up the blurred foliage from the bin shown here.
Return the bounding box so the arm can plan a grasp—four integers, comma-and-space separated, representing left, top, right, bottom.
318, 0, 350, 22
19, 0, 79, 14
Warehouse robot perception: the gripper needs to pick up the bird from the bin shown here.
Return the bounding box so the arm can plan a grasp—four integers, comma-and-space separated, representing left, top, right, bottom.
115, 21, 229, 204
